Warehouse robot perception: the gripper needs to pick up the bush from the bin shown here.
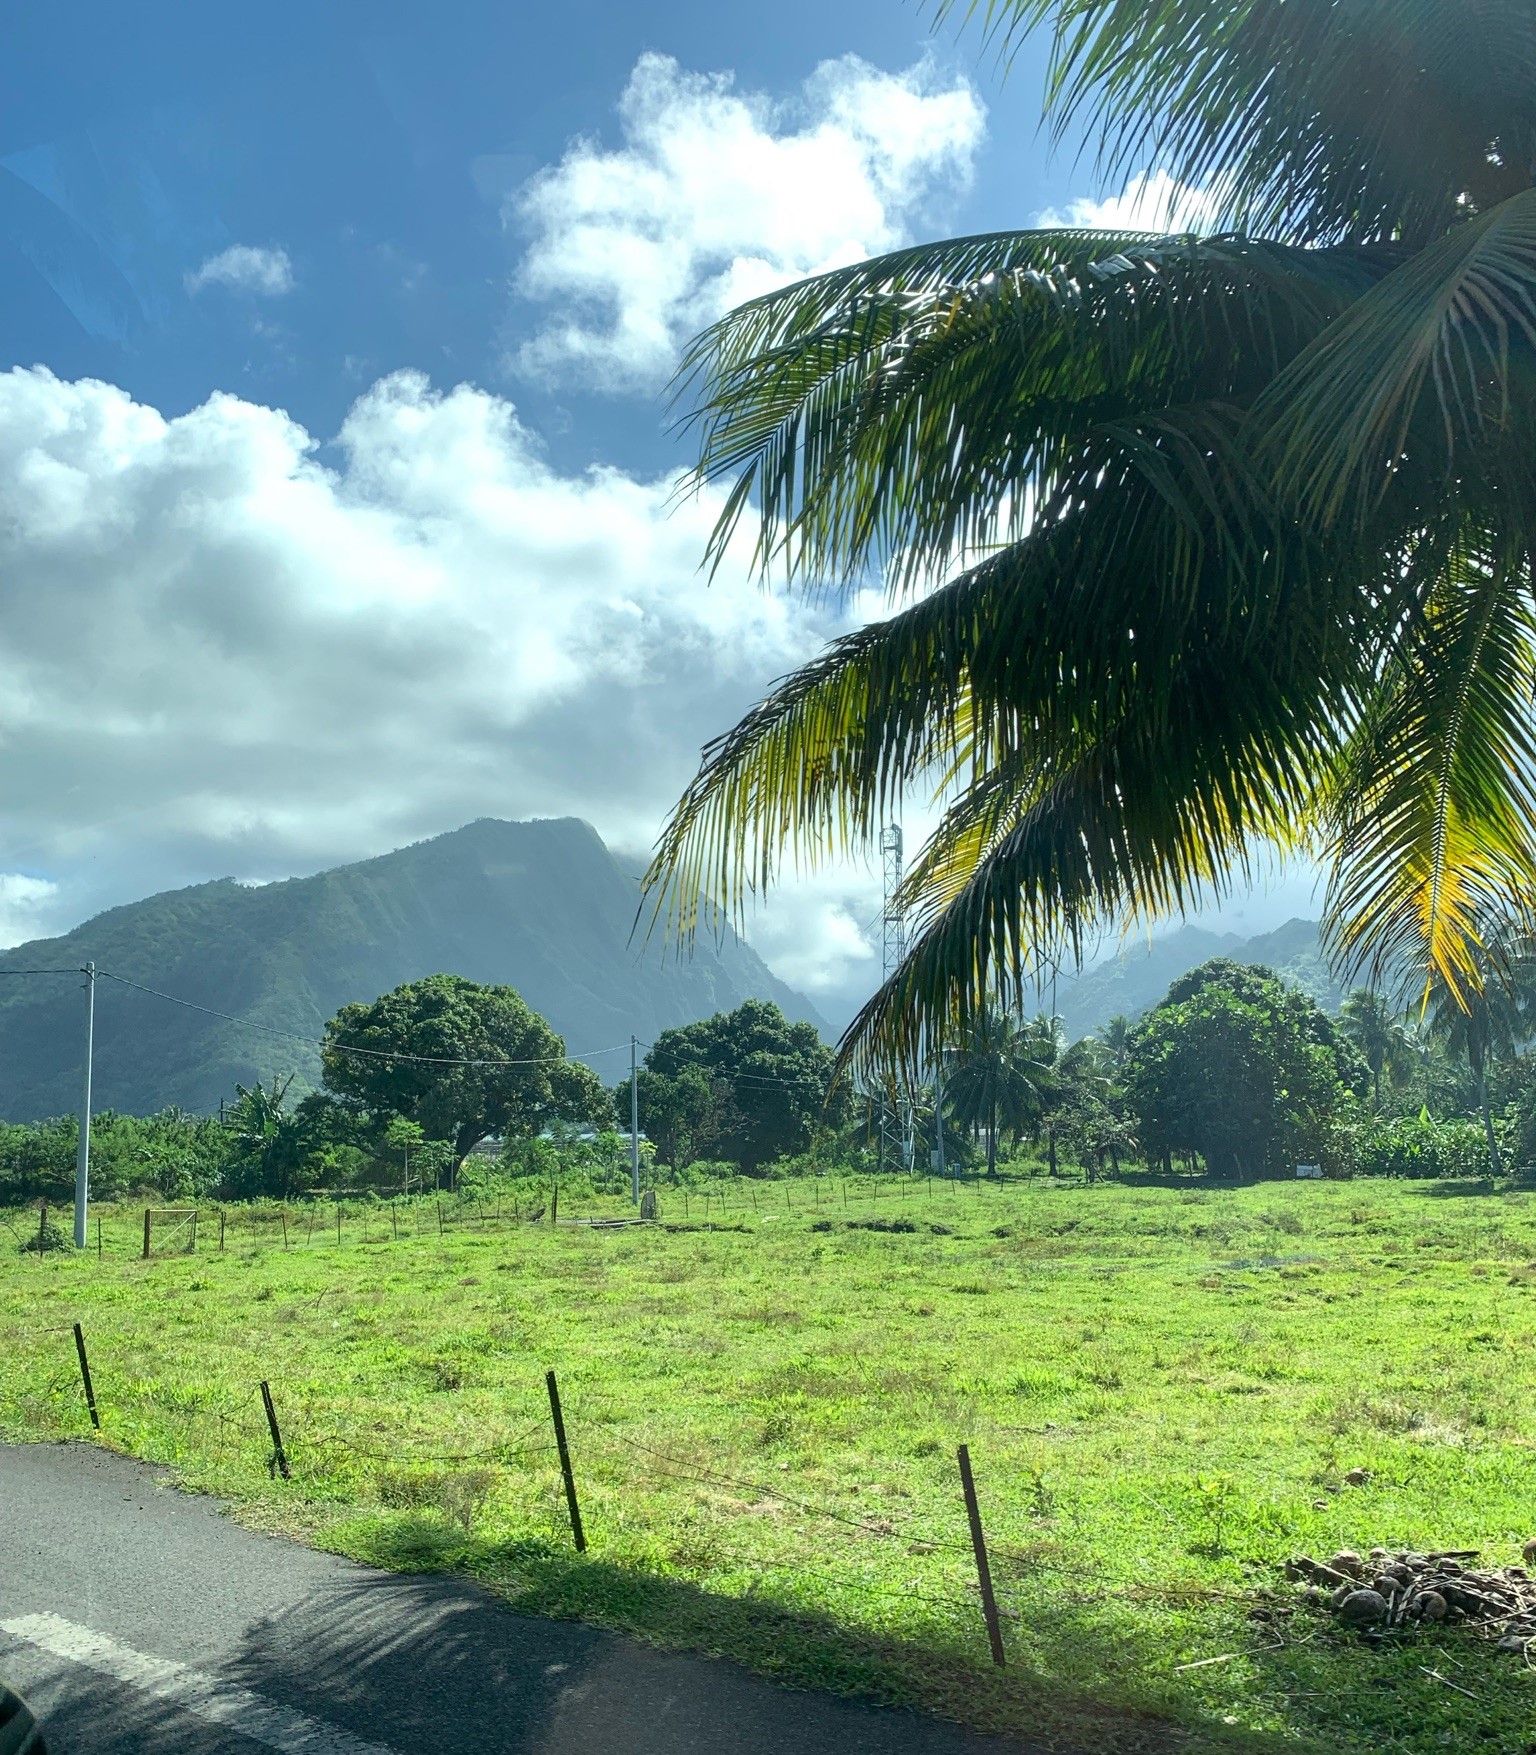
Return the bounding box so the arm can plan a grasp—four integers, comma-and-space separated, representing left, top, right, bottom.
1355, 1114, 1500, 1178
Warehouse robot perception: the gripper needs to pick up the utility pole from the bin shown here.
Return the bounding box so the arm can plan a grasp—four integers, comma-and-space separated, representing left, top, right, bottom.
73, 961, 95, 1249
629, 1035, 641, 1206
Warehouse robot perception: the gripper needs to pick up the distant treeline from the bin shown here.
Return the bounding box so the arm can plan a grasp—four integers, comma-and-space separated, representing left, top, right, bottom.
7, 960, 1536, 1209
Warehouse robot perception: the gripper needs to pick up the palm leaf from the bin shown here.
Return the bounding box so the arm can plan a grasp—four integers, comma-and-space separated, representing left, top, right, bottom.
1259, 189, 1536, 527
1321, 537, 1536, 1006
677, 230, 1387, 589
938, 0, 1536, 244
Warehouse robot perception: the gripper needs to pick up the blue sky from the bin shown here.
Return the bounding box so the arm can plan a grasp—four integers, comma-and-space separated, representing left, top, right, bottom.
0, 1, 1319, 1025
2, 0, 1078, 462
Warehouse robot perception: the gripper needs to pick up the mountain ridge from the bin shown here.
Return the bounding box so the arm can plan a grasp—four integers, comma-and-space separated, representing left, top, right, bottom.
1052, 917, 1342, 1040
0, 817, 824, 1121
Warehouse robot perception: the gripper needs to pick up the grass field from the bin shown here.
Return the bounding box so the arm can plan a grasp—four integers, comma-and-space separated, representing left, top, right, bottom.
4, 1172, 1536, 1753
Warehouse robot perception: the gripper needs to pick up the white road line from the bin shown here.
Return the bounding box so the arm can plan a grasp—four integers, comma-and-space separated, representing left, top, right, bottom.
0, 1613, 400, 1755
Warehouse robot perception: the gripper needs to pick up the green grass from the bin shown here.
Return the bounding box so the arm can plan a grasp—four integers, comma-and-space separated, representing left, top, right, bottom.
5, 1173, 1536, 1753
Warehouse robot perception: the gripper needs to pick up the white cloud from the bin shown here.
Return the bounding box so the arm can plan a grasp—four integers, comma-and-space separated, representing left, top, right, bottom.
1036, 171, 1222, 234
0, 875, 61, 948
0, 366, 860, 974
511, 52, 985, 392
186, 245, 295, 297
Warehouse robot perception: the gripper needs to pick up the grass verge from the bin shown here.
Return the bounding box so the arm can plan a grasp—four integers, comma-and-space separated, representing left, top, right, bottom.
4, 1174, 1536, 1752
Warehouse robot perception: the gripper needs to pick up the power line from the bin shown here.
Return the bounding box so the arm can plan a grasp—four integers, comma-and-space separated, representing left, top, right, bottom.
87, 970, 631, 1070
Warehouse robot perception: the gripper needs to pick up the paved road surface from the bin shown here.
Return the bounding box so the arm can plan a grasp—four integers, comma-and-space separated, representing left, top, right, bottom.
1, 1443, 1040, 1755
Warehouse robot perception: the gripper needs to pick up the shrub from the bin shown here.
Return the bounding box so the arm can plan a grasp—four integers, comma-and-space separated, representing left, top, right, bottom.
1355, 1114, 1499, 1178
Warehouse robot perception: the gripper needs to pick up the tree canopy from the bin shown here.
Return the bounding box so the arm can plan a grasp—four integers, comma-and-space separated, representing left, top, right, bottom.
321, 975, 607, 1168
646, 0, 1536, 1078
630, 1000, 839, 1171
1126, 960, 1361, 1178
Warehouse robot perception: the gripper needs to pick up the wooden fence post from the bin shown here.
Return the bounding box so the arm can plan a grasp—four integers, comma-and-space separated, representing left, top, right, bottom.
957, 1444, 1005, 1666
142, 1208, 152, 1260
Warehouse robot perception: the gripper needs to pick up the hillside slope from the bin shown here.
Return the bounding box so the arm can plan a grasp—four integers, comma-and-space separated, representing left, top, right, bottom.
1052, 918, 1343, 1040
0, 818, 823, 1120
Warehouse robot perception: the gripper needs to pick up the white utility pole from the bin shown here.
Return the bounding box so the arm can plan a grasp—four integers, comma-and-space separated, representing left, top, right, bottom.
73, 961, 95, 1249
629, 1036, 641, 1205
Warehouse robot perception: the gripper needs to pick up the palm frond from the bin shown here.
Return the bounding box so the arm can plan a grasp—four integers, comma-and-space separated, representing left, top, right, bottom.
677, 230, 1388, 589
648, 406, 1359, 963
1321, 538, 1536, 1007
937, 0, 1536, 245
1259, 189, 1536, 528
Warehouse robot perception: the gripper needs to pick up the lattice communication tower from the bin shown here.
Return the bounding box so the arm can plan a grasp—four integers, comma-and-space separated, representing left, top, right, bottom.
877, 823, 914, 1171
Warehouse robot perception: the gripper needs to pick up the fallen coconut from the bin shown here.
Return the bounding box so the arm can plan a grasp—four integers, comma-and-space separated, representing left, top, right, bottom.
1337, 1589, 1389, 1626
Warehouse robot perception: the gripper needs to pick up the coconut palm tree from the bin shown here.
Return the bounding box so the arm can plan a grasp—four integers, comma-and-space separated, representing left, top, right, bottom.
648, 0, 1536, 1077
940, 1004, 1053, 1173
1426, 935, 1536, 1172
1338, 989, 1416, 1109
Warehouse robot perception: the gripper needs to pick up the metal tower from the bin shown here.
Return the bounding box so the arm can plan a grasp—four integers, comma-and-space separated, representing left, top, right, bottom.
877, 824, 913, 1172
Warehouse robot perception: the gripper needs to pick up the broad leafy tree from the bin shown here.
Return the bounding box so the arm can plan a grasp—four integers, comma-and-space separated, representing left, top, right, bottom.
1126, 960, 1360, 1178
626, 1063, 724, 1169
637, 1000, 839, 1172
647, 0, 1536, 1076
321, 975, 598, 1174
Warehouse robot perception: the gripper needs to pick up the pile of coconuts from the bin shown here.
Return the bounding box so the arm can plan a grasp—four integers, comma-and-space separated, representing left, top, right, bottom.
1281, 1540, 1536, 1651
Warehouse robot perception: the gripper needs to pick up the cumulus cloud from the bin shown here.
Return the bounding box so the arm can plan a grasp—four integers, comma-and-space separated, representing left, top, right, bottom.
1036, 171, 1222, 234
0, 365, 860, 961
511, 52, 985, 391
185, 244, 295, 297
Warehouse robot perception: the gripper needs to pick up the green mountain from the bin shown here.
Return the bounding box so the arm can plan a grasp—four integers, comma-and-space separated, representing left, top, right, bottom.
1052, 918, 1343, 1041
0, 818, 824, 1122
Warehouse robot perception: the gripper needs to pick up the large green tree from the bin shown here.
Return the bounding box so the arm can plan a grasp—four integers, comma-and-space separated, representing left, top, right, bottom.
636, 1000, 838, 1172
1126, 960, 1360, 1178
321, 975, 601, 1174
647, 0, 1536, 1076
1339, 989, 1417, 1110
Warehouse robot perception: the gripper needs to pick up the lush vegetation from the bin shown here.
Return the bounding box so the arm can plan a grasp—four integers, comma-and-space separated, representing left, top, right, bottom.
628, 1000, 845, 1171
7, 1176, 1536, 1753
11, 956, 1536, 1209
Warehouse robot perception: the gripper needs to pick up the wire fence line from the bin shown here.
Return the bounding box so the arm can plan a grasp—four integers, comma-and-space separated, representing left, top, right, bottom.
26, 1314, 1018, 1659
8, 1167, 1017, 1261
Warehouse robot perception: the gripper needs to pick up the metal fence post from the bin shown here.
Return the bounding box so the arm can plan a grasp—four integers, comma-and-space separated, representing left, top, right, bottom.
72, 1323, 100, 1430
260, 1380, 291, 1480
545, 1370, 586, 1552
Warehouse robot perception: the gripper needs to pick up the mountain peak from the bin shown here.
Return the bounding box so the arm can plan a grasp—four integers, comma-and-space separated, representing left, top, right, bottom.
0, 819, 822, 1121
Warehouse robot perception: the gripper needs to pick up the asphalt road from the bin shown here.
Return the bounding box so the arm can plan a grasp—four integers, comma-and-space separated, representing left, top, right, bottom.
0, 1443, 1041, 1755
